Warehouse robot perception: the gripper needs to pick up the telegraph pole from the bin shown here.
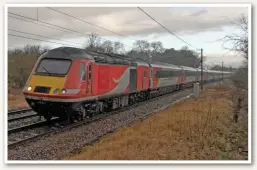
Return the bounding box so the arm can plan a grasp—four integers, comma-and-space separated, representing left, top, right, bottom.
222, 61, 223, 81
200, 48, 203, 90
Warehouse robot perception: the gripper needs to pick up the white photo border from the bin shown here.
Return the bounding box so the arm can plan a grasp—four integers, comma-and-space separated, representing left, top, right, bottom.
2, 1, 253, 166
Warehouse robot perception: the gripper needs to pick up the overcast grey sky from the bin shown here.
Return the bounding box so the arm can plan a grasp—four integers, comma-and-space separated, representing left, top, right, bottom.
8, 6, 248, 67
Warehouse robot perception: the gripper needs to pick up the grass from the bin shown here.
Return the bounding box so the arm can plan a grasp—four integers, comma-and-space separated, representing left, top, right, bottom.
66, 84, 248, 160
8, 88, 28, 109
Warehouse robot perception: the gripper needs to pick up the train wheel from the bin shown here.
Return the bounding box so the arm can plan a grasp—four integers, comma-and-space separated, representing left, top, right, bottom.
43, 113, 52, 122
67, 115, 74, 124
77, 105, 86, 121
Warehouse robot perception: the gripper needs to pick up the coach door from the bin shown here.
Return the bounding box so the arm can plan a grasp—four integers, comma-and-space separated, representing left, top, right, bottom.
79, 63, 87, 95
86, 63, 93, 96
129, 68, 137, 92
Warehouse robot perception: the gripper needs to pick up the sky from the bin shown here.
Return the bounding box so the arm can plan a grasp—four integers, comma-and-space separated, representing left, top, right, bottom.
7, 6, 248, 68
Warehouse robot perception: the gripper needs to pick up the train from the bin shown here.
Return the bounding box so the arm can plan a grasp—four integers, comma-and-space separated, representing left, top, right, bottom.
22, 47, 232, 123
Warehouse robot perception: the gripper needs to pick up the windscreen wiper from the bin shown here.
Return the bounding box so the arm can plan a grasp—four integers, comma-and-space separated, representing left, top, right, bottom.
41, 65, 52, 76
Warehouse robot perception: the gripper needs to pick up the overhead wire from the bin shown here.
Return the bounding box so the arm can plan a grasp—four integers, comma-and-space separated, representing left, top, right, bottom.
137, 6, 202, 67
8, 34, 81, 47
8, 12, 90, 37
46, 7, 137, 41
9, 15, 76, 34
9, 29, 85, 46
137, 7, 200, 51
8, 12, 134, 50
9, 8, 204, 60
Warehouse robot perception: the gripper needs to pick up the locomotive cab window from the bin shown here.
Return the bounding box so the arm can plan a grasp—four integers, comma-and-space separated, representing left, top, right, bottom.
35, 58, 71, 76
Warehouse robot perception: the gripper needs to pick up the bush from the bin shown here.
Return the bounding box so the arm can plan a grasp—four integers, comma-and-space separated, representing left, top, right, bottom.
8, 45, 48, 89
229, 66, 248, 90
8, 52, 38, 88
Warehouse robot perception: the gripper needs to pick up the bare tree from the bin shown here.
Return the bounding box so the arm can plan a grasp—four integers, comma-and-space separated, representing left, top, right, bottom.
222, 14, 249, 123
101, 40, 114, 53
84, 33, 102, 51
8, 48, 23, 55
179, 45, 201, 68
9, 45, 49, 56
180, 45, 189, 51
150, 41, 164, 56
114, 41, 125, 54
223, 14, 248, 60
23, 45, 41, 54
132, 40, 151, 61
133, 40, 151, 54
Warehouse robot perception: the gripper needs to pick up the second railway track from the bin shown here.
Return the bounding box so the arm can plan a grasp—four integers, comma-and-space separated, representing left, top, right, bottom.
8, 108, 45, 132
8, 108, 38, 122
7, 108, 60, 146
8, 108, 33, 115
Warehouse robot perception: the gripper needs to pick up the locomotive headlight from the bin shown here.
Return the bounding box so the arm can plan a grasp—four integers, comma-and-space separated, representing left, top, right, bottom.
27, 86, 32, 91
53, 89, 60, 94
61, 89, 66, 94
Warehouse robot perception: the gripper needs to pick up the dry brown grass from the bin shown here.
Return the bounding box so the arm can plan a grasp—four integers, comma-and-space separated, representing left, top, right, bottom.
8, 88, 28, 109
66, 84, 248, 160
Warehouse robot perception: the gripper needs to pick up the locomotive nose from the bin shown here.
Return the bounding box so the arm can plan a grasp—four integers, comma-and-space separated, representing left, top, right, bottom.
24, 75, 66, 95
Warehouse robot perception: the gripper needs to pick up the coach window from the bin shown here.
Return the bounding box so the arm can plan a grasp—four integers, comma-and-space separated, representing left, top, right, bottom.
80, 63, 86, 81
155, 70, 160, 78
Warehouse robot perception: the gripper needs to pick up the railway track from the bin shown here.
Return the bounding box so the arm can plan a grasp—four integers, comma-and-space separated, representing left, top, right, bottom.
7, 81, 222, 149
8, 118, 59, 134
8, 108, 32, 115
8, 108, 59, 146
8, 108, 38, 122
8, 117, 61, 146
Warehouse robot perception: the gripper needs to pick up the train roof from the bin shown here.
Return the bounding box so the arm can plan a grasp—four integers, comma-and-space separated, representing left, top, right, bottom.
151, 62, 201, 71
41, 47, 150, 66
207, 70, 220, 73
86, 50, 150, 66
207, 70, 231, 74
179, 65, 198, 71
41, 47, 233, 73
41, 47, 94, 60
151, 62, 182, 70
